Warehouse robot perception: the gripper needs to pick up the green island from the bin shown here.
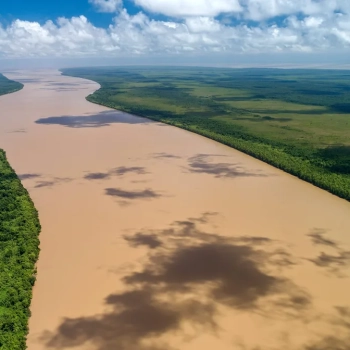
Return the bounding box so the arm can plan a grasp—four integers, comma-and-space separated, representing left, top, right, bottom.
0, 77, 40, 349
62, 67, 350, 201
0, 74, 23, 96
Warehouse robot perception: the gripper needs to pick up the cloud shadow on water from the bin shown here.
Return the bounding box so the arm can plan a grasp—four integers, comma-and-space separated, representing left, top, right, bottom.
34, 177, 73, 189
35, 181, 55, 188
46, 82, 81, 87
309, 251, 350, 275
84, 172, 111, 180
84, 167, 148, 181
303, 306, 350, 350
122, 219, 307, 312
303, 337, 350, 350
43, 214, 313, 350
112, 167, 148, 176
105, 188, 161, 200
35, 110, 152, 128
307, 228, 338, 248
186, 154, 268, 178
39, 87, 80, 92
124, 233, 163, 249
18, 173, 42, 180
152, 153, 181, 159
17, 78, 40, 83
307, 229, 350, 277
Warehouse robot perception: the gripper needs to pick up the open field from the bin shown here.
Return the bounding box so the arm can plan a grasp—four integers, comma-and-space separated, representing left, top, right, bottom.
62, 67, 350, 200
0, 74, 23, 96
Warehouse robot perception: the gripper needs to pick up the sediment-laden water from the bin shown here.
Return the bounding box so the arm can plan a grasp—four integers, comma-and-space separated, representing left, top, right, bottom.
1, 70, 350, 350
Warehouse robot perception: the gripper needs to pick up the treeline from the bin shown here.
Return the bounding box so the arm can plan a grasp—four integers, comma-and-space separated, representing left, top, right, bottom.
61, 67, 350, 201
86, 95, 350, 201
0, 150, 41, 349
0, 74, 23, 96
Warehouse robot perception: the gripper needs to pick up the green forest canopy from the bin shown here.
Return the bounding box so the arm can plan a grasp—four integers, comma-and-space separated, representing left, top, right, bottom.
0, 150, 41, 349
61, 67, 350, 201
0, 75, 39, 349
0, 74, 23, 96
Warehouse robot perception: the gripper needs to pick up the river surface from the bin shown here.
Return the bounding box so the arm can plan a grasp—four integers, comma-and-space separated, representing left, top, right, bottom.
1, 70, 350, 350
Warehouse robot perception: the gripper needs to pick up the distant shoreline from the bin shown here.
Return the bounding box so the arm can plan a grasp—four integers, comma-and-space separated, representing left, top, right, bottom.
0, 73, 23, 96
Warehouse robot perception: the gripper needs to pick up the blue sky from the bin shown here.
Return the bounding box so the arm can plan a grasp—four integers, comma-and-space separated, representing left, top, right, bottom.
0, 0, 140, 27
0, 0, 349, 67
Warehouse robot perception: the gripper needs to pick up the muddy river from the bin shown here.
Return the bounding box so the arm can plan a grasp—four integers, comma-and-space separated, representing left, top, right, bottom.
1, 70, 350, 350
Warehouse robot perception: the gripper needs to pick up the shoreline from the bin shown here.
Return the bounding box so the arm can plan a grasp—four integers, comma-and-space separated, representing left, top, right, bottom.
60, 68, 350, 202
0, 149, 41, 349
0, 69, 349, 350
84, 91, 350, 202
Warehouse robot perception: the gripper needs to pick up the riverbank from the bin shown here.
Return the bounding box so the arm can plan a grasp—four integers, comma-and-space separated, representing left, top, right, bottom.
0, 149, 41, 350
61, 67, 350, 201
0, 74, 38, 349
1, 70, 350, 350
0, 73, 23, 96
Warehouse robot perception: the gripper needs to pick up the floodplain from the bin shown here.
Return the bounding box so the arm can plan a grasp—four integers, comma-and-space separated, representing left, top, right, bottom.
0, 69, 349, 350
62, 67, 350, 200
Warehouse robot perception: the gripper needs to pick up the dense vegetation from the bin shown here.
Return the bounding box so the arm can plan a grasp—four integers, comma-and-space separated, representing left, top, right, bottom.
62, 67, 350, 200
0, 74, 23, 96
0, 150, 41, 349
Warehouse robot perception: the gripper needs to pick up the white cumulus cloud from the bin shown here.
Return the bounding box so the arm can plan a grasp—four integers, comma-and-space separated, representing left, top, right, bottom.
240, 0, 342, 21
132, 0, 242, 17
0, 0, 349, 59
131, 0, 350, 20
89, 0, 122, 13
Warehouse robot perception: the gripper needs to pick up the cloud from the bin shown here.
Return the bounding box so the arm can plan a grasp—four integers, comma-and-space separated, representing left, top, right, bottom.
89, 0, 122, 13
240, 0, 344, 21
132, 0, 242, 17
0, 1, 350, 59
0, 16, 111, 57
133, 0, 350, 21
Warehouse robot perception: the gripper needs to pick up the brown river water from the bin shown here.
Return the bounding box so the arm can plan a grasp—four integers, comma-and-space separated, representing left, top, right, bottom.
1, 70, 350, 350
